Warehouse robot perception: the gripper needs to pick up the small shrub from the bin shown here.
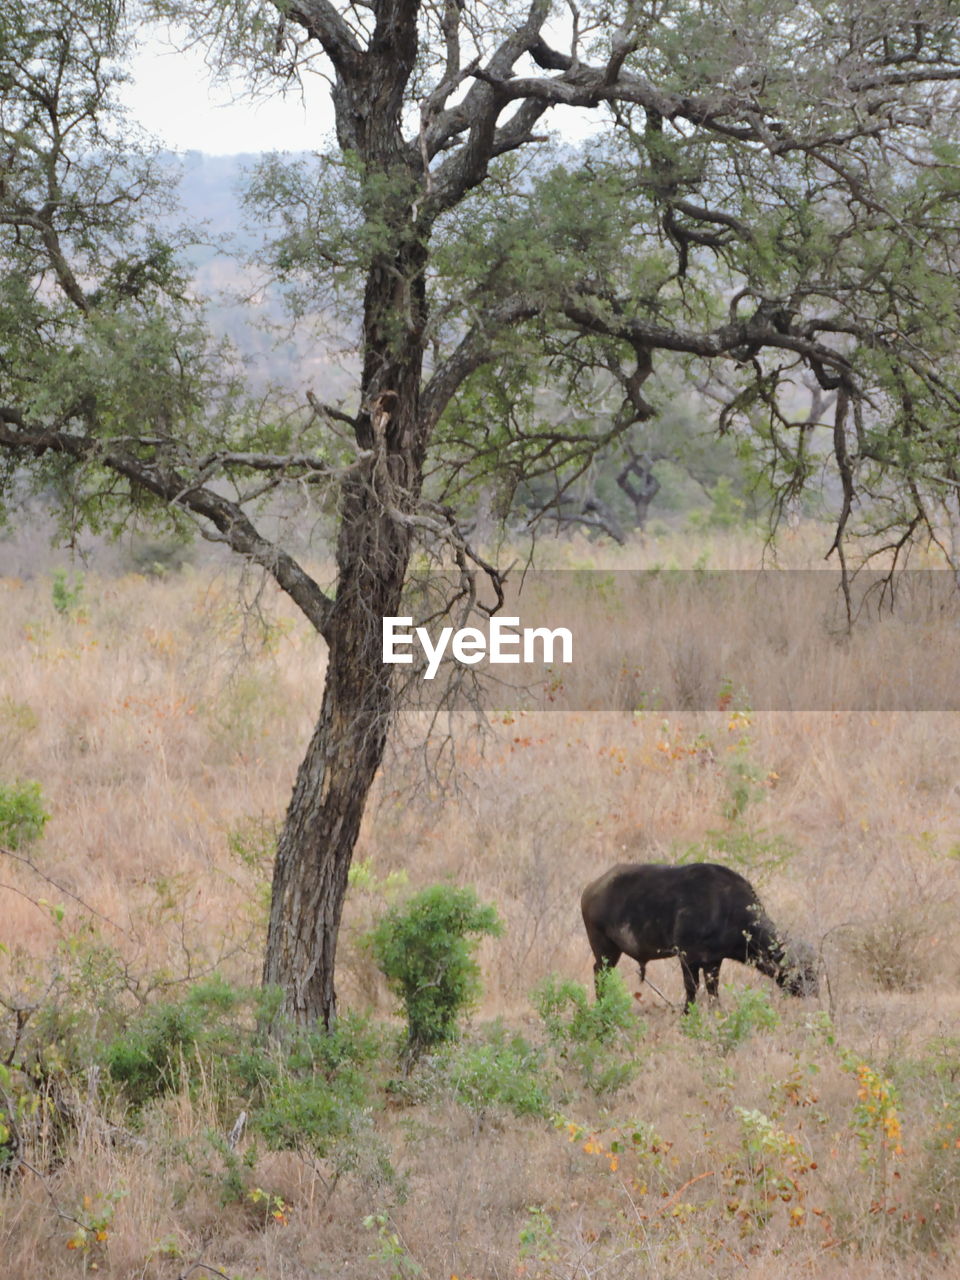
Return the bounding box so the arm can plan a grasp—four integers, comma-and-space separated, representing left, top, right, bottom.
905, 1091, 960, 1246
226, 815, 277, 874
206, 672, 287, 761
849, 909, 928, 992
341, 858, 410, 1009
0, 779, 49, 849
679, 826, 797, 877
363, 1211, 423, 1279
533, 968, 642, 1094
0, 698, 39, 761
517, 1205, 556, 1264
690, 477, 748, 531
0, 1063, 19, 1170
730, 1107, 815, 1231
839, 1052, 904, 1167
103, 976, 263, 1108
50, 568, 84, 618
255, 1071, 366, 1156
443, 1023, 550, 1118
255, 1015, 396, 1191
122, 534, 193, 577
683, 985, 779, 1054
535, 967, 634, 1047
367, 884, 502, 1055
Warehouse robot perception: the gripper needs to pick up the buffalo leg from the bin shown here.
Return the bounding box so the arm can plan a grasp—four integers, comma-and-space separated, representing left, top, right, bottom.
679, 956, 700, 1010
585, 923, 622, 998
703, 962, 722, 1001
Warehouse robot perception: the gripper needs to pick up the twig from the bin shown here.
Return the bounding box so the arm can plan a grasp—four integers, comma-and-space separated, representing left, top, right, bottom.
654, 1169, 717, 1214
0, 846, 130, 939
227, 1111, 247, 1150
641, 974, 677, 1010
19, 1160, 89, 1230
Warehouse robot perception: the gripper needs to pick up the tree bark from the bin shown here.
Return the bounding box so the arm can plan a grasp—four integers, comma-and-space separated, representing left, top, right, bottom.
261, 317, 427, 1022
261, 386, 423, 1023
262, 37, 430, 1018
260, 531, 406, 1026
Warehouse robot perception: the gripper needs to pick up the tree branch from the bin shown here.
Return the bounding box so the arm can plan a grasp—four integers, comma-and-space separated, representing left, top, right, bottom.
420, 295, 541, 431
0, 413, 335, 638
282, 0, 366, 77
421, 0, 552, 170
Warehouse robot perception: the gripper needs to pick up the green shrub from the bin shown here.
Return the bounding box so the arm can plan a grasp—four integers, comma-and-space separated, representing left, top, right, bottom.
0, 779, 49, 849
255, 1072, 366, 1156
534, 967, 635, 1048
367, 884, 502, 1056
679, 826, 797, 877
103, 976, 262, 1108
443, 1024, 550, 1117
533, 968, 642, 1094
50, 568, 84, 618
122, 534, 193, 577
904, 1091, 960, 1247
0, 1063, 18, 1170
104, 982, 388, 1179
226, 814, 277, 874
682, 985, 779, 1053
255, 1015, 397, 1189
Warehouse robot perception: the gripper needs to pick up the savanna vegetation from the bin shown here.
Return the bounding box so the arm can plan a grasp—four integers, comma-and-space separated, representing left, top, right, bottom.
2, 529, 960, 1278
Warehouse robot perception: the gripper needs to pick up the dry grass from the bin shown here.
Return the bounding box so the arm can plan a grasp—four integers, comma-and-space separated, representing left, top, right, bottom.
2, 527, 960, 1278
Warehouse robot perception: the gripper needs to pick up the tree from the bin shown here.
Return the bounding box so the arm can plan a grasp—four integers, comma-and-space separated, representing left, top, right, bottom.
5, 0, 960, 1026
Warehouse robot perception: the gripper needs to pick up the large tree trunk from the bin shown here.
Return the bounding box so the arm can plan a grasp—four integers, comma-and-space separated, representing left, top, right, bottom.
262, 211, 428, 1027
260, 532, 407, 1026
262, 15, 431, 1027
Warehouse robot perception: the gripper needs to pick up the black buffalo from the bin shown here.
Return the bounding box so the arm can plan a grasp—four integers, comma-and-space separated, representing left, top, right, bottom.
581, 862, 818, 1009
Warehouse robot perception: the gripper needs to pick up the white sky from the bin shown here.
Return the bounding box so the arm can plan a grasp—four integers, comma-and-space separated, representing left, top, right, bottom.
122, 29, 336, 154
121, 24, 598, 155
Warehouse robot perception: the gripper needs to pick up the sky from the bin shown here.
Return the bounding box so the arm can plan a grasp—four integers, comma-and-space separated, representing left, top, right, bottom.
122, 27, 335, 154
121, 23, 597, 156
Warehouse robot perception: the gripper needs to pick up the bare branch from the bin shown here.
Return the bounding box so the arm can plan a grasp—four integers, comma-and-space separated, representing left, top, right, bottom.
422, 0, 552, 169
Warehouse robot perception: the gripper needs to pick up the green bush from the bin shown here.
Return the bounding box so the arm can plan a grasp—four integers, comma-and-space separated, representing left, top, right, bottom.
443, 1024, 550, 1117
103, 976, 264, 1108
367, 884, 502, 1055
678, 826, 797, 877
50, 568, 84, 618
0, 779, 49, 849
902, 1091, 960, 1247
534, 967, 635, 1048
682, 985, 779, 1053
121, 534, 193, 577
256, 1015, 397, 1190
104, 982, 388, 1179
533, 968, 642, 1094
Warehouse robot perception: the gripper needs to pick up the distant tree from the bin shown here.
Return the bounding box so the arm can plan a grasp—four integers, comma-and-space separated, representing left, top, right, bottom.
5, 0, 960, 1025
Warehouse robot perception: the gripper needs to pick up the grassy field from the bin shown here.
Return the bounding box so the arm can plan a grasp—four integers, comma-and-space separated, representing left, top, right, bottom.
2, 527, 960, 1279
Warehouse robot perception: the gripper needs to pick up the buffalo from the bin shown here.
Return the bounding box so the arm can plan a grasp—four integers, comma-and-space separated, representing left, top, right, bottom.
581, 862, 818, 1010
